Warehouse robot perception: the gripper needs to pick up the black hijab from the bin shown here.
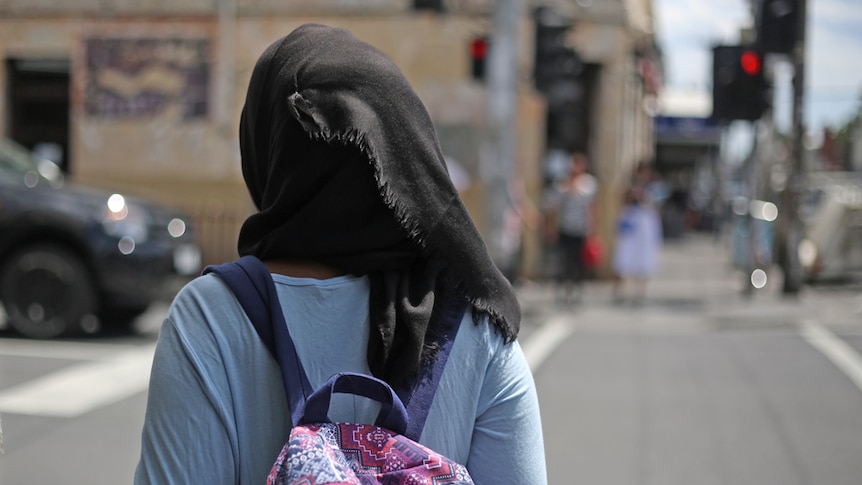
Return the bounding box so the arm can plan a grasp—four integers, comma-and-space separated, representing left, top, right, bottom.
237, 23, 519, 387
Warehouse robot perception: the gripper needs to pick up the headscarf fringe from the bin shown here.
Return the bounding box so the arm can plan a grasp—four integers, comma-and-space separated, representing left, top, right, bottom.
308, 126, 517, 344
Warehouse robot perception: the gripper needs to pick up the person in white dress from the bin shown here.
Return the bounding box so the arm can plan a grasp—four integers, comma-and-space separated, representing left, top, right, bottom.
612, 184, 663, 304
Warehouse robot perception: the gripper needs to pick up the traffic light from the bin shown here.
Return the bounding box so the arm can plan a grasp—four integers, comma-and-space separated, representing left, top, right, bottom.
469, 36, 488, 82
711, 45, 770, 122
533, 6, 582, 94
756, 0, 798, 54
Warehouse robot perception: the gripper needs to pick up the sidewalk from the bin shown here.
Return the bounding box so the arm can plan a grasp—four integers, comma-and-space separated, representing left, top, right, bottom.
515, 233, 862, 337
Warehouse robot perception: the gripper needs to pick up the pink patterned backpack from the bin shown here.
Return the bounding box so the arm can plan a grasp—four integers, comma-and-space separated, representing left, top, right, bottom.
206, 256, 474, 484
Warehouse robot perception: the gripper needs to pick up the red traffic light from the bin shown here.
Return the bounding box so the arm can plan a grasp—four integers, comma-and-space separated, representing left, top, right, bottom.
712, 44, 769, 121
740, 50, 762, 76
470, 37, 489, 60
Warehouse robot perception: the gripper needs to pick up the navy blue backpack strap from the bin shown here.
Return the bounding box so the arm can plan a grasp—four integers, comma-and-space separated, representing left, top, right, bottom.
303, 372, 410, 434
400, 296, 468, 440
204, 256, 314, 426
205, 257, 468, 441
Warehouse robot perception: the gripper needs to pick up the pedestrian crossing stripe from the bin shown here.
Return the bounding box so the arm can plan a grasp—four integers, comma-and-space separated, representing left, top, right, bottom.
799, 320, 862, 393
0, 344, 155, 418
522, 315, 574, 372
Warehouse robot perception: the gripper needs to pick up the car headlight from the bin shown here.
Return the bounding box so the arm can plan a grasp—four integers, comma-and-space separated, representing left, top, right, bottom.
174, 244, 202, 275
167, 218, 187, 238
101, 193, 149, 243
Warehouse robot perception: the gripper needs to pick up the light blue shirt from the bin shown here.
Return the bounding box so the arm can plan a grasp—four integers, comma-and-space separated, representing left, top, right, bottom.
135, 271, 547, 484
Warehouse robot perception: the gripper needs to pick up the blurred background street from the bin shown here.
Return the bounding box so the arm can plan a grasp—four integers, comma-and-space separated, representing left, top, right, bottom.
1, 0, 862, 483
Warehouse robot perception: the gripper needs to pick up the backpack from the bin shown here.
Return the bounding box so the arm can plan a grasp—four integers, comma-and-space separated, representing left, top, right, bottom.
205, 256, 475, 484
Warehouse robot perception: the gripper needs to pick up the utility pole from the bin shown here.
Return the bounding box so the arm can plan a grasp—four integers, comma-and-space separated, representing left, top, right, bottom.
216, 0, 237, 136
484, 0, 521, 270
780, 0, 807, 294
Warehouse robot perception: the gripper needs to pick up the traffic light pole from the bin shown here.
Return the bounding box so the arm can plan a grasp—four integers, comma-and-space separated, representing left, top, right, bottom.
483, 0, 521, 271
779, 0, 807, 294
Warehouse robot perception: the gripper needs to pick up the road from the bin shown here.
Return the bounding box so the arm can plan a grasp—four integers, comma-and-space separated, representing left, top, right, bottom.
522, 235, 862, 484
1, 234, 861, 484
0, 306, 162, 484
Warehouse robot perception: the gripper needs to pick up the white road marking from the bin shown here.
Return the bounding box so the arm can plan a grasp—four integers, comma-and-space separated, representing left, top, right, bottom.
0, 344, 155, 417
0, 339, 142, 361
799, 320, 862, 393
522, 315, 574, 372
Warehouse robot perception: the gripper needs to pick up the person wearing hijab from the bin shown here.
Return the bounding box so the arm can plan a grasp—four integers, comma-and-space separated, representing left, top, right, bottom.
135, 24, 547, 484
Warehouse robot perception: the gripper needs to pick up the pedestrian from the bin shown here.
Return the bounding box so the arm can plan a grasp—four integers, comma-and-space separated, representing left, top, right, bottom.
134, 24, 546, 484
543, 152, 599, 305
612, 180, 663, 304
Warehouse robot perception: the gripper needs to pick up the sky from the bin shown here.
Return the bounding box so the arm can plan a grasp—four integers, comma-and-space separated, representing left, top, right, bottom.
654, 0, 862, 139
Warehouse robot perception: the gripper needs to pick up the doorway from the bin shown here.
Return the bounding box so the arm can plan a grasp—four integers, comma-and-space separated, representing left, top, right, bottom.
5, 58, 71, 173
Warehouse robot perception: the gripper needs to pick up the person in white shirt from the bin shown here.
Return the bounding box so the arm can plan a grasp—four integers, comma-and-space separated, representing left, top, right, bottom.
544, 152, 598, 305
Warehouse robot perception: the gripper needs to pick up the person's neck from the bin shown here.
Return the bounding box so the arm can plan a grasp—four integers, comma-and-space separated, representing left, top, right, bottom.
263, 259, 347, 279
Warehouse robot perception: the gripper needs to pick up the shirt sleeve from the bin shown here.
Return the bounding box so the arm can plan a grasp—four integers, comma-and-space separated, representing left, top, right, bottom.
134, 316, 238, 485
467, 340, 548, 484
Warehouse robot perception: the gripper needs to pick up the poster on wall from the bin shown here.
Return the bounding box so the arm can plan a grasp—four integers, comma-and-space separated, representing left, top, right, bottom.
84, 37, 209, 120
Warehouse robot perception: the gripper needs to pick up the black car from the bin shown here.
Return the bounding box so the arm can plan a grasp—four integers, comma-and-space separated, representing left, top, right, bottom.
0, 138, 201, 338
